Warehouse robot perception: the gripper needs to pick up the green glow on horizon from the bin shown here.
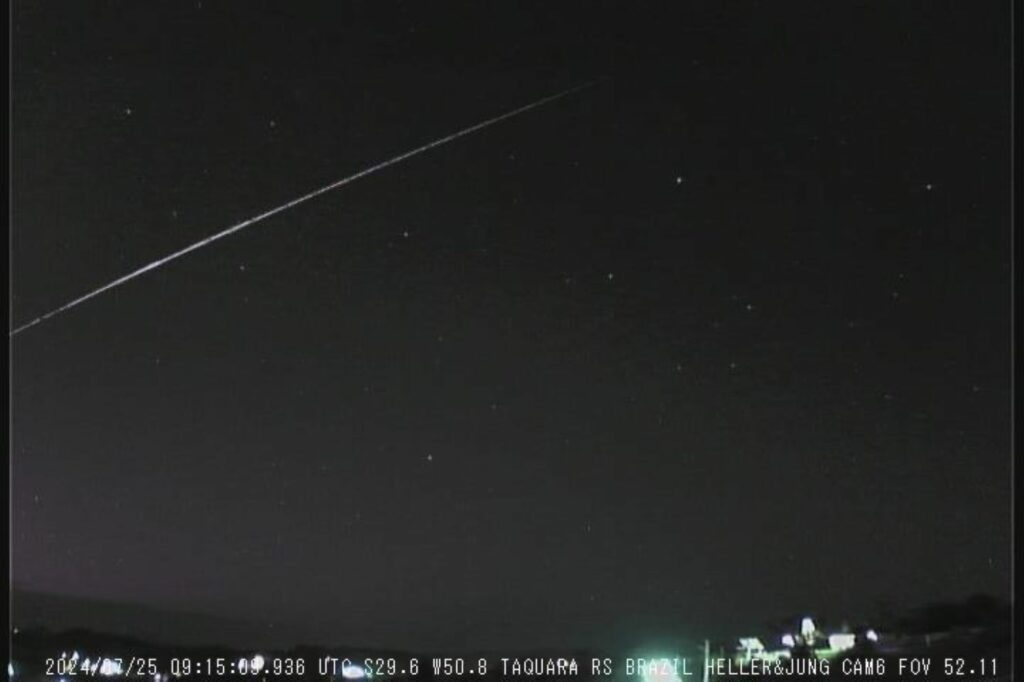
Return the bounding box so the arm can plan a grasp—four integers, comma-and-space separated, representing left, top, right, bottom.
639, 657, 684, 682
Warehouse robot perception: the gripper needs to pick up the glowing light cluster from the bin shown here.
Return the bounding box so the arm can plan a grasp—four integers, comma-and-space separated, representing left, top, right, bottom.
100, 659, 123, 676
342, 662, 367, 679
800, 617, 816, 641
828, 634, 856, 651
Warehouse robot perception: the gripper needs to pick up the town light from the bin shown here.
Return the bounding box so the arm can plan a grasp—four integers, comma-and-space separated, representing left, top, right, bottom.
800, 617, 815, 639
342, 663, 366, 679
828, 634, 856, 651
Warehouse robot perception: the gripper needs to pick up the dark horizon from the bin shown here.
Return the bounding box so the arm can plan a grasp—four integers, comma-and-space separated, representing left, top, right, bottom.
8, 587, 1014, 654
11, 1, 1012, 652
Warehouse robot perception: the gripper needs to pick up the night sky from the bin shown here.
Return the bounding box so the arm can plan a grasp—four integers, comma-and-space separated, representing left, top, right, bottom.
11, 1, 1012, 651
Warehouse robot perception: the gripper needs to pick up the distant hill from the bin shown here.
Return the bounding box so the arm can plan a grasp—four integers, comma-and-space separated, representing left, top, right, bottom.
11, 589, 288, 649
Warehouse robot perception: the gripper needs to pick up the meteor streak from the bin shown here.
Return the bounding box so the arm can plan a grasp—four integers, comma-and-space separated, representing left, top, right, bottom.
10, 80, 599, 336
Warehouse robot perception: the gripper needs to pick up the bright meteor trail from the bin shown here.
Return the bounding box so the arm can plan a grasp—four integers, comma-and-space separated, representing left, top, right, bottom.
10, 80, 599, 337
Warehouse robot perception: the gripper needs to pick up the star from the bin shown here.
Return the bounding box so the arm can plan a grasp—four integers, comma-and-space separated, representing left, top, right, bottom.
924, 183, 934, 191
606, 272, 615, 281
124, 107, 133, 116
426, 454, 433, 462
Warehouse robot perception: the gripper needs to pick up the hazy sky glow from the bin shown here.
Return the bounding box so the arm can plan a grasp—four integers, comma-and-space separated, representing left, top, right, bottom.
11, 1, 1011, 651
